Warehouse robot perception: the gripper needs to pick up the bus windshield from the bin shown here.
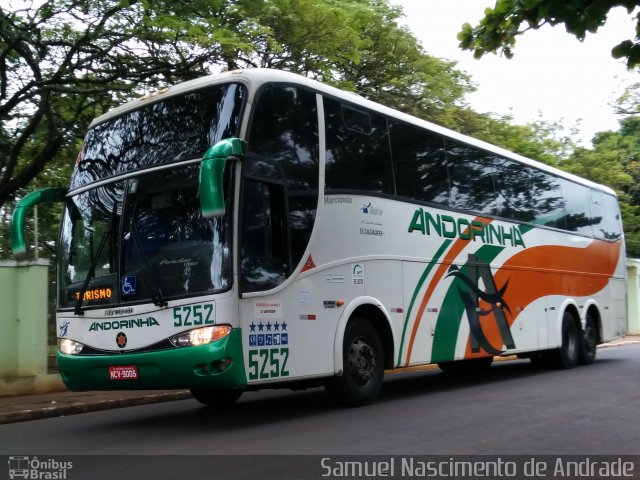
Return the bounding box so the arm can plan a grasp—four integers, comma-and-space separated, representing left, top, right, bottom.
59, 163, 233, 311
58, 82, 244, 311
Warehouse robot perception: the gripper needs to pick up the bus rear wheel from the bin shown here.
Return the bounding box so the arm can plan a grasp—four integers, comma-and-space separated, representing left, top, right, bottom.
578, 312, 598, 365
190, 388, 243, 407
326, 318, 384, 407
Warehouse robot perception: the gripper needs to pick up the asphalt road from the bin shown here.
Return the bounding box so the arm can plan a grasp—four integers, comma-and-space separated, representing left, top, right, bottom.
1, 344, 639, 479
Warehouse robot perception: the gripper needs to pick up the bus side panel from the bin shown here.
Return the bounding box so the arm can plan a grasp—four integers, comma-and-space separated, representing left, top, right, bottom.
604, 277, 627, 341
362, 260, 403, 358
240, 267, 351, 384
400, 261, 436, 366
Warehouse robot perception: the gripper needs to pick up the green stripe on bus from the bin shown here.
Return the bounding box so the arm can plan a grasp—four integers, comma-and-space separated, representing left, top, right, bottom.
396, 239, 452, 366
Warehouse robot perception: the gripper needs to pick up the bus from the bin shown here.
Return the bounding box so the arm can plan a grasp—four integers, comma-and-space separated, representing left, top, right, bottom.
12, 69, 626, 407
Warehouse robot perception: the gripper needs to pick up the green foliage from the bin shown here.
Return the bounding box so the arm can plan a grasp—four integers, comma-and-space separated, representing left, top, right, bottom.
4, 0, 638, 263
449, 108, 577, 166
616, 82, 640, 114
0, 0, 475, 262
458, 0, 640, 67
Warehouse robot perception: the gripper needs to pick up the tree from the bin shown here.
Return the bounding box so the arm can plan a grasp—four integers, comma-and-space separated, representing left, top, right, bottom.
451, 109, 577, 166
1, 0, 472, 215
457, 0, 640, 67
326, 0, 473, 125
616, 81, 640, 114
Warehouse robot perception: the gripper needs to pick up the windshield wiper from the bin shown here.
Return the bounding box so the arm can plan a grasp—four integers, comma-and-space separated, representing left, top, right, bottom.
74, 231, 109, 316
129, 220, 167, 308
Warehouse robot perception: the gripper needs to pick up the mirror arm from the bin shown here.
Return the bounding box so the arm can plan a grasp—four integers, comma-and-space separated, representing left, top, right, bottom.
11, 187, 67, 254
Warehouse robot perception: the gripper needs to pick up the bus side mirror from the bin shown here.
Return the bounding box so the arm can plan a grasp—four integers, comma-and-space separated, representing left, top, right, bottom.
199, 137, 247, 218
11, 187, 67, 254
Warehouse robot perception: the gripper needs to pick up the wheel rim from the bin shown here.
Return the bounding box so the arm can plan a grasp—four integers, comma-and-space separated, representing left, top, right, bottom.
347, 336, 377, 386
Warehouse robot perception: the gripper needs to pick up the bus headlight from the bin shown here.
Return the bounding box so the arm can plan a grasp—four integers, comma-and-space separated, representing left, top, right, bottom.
59, 338, 84, 355
169, 325, 232, 348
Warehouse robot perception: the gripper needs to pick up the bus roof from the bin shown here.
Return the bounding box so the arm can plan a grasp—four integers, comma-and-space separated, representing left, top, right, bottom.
91, 68, 616, 196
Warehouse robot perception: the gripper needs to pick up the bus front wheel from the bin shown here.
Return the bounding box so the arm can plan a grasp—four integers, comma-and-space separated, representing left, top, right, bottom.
190, 388, 243, 407
326, 318, 384, 407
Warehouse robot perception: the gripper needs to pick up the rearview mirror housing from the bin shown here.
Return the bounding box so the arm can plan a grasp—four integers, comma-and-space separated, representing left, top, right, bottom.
199, 138, 247, 218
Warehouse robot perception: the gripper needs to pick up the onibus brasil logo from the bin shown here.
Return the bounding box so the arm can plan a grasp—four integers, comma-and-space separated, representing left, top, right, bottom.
446, 253, 515, 355
8, 456, 72, 479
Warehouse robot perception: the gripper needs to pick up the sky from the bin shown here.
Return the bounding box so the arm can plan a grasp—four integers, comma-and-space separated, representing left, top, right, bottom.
391, 0, 639, 146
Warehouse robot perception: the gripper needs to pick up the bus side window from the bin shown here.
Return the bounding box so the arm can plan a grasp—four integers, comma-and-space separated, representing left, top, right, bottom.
602, 193, 623, 241
445, 139, 497, 215
324, 98, 394, 195
493, 157, 536, 222
557, 179, 594, 236
589, 189, 608, 240
531, 173, 565, 228
247, 83, 319, 274
240, 179, 289, 292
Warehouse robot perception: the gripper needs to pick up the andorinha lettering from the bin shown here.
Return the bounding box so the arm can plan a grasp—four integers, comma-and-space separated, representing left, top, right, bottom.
89, 316, 159, 331
73, 287, 112, 301
408, 208, 525, 248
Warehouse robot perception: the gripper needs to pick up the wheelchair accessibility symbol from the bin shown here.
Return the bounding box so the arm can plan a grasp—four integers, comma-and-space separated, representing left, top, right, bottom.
121, 276, 137, 296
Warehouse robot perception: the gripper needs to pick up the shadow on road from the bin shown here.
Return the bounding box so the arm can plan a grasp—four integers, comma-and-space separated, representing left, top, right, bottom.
95, 353, 627, 434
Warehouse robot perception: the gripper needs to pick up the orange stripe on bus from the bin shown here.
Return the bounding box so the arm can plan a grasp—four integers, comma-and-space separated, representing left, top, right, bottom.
463, 239, 622, 358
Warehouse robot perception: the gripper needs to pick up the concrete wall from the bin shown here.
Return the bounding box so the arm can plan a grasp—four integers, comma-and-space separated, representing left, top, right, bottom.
0, 260, 64, 395
627, 258, 640, 335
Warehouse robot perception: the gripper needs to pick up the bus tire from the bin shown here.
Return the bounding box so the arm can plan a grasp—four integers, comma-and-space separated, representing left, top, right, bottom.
578, 312, 598, 365
326, 317, 384, 407
190, 388, 243, 407
438, 356, 493, 374
552, 311, 580, 369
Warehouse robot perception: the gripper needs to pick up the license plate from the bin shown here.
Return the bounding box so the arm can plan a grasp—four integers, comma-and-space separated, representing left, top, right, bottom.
108, 366, 139, 381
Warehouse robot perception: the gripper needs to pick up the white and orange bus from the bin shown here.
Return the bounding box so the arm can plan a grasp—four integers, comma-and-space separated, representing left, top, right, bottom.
12, 69, 626, 406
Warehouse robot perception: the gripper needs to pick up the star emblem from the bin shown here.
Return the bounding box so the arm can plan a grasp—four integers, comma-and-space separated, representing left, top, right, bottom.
116, 332, 127, 349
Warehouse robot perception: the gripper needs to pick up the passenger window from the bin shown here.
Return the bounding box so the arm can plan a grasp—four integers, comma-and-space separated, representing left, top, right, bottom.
249, 84, 319, 191
589, 189, 608, 240
247, 83, 319, 277
602, 194, 623, 241
557, 179, 594, 236
390, 122, 449, 205
531, 173, 565, 228
324, 98, 394, 194
446, 139, 496, 215
493, 157, 536, 222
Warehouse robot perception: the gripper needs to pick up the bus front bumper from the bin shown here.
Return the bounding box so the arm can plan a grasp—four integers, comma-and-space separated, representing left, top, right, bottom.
57, 329, 246, 391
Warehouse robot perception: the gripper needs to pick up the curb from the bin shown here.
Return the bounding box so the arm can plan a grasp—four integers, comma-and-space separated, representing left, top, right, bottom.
598, 339, 640, 348
0, 391, 192, 425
